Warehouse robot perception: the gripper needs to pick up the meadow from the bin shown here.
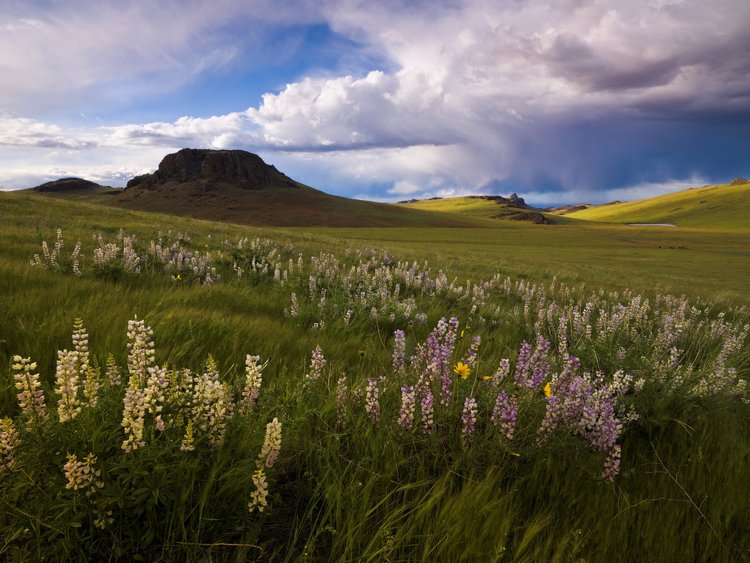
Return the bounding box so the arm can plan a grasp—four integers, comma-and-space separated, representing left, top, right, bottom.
0, 190, 748, 561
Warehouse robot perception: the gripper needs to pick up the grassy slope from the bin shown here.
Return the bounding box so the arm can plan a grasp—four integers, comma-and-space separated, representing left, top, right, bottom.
28, 186, 123, 202
565, 181, 750, 230
398, 196, 514, 217
1, 191, 749, 561
305, 222, 750, 306
3, 190, 749, 304
108, 181, 486, 228
399, 195, 551, 222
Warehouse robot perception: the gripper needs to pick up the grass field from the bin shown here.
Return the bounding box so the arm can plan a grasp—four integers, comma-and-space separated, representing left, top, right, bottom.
0, 189, 748, 561
564, 180, 750, 230
399, 195, 550, 223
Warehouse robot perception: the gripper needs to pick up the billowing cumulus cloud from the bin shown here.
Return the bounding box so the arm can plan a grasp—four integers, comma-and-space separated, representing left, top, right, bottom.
1, 0, 749, 203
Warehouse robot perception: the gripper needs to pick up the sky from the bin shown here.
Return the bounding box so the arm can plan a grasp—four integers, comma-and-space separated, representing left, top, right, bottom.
1, 0, 749, 206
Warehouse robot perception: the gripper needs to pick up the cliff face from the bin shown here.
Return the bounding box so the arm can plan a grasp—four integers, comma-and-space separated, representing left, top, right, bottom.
126, 148, 298, 190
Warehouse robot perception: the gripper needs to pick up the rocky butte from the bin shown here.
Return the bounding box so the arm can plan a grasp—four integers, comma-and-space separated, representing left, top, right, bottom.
126, 148, 298, 191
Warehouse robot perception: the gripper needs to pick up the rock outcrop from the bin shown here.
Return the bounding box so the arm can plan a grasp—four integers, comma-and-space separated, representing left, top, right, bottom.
729, 177, 749, 186
126, 148, 298, 190
469, 193, 529, 209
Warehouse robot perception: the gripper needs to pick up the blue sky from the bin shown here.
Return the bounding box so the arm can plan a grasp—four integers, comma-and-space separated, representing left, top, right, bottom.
1, 0, 749, 206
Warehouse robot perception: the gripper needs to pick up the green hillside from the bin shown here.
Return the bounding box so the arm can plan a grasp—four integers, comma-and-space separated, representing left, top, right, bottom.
399, 196, 550, 223
565, 180, 750, 230
0, 190, 748, 561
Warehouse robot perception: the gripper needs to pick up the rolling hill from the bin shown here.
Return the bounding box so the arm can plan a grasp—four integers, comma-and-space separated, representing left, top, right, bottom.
25, 177, 122, 201
27, 149, 480, 228
563, 179, 750, 230
398, 195, 550, 224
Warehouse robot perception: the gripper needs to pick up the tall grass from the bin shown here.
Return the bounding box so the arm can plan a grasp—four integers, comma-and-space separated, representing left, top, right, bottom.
0, 191, 748, 561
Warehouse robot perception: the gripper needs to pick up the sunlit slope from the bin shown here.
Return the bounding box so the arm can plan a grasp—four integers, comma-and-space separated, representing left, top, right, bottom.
399, 196, 550, 223
565, 181, 750, 230
1, 189, 749, 304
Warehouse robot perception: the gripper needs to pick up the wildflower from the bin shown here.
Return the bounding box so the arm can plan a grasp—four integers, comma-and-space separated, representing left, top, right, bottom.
544, 382, 552, 397
307, 345, 326, 381
481, 375, 492, 382
126, 317, 155, 387
63, 452, 104, 495
0, 418, 21, 473
398, 386, 416, 429
240, 355, 266, 414
514, 336, 551, 390
12, 355, 49, 426
105, 354, 121, 386
121, 385, 146, 452
601, 445, 622, 481
491, 391, 518, 440
143, 365, 168, 422
365, 378, 381, 425
463, 335, 481, 368
192, 361, 233, 448
461, 397, 478, 444
248, 468, 269, 513
72, 318, 90, 374
55, 349, 81, 422
454, 362, 471, 380
492, 359, 510, 387
94, 511, 114, 530
257, 418, 282, 469
392, 330, 406, 374
180, 420, 195, 452
420, 390, 435, 434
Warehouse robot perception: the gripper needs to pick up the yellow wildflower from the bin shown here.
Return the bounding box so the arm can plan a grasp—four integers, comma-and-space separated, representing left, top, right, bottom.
544, 382, 552, 397
481, 375, 492, 382
454, 362, 471, 380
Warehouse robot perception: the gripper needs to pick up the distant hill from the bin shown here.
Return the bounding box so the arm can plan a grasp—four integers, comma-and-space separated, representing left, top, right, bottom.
562, 179, 750, 230
109, 148, 478, 228
398, 195, 550, 224
26, 177, 122, 200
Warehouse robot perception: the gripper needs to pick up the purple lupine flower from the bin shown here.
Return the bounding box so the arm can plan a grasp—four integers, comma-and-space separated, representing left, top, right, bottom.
420, 390, 435, 434
463, 335, 481, 368
392, 330, 406, 374
601, 445, 622, 481
491, 391, 518, 440
426, 331, 442, 380
398, 386, 416, 429
461, 397, 478, 444
440, 368, 453, 406
530, 334, 551, 387
515, 336, 551, 390
365, 378, 380, 425
492, 359, 510, 388
514, 341, 532, 387
307, 345, 326, 381
537, 361, 625, 478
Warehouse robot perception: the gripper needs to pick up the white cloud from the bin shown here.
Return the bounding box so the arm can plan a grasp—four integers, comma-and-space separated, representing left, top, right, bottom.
0, 0, 323, 115
1, 0, 749, 202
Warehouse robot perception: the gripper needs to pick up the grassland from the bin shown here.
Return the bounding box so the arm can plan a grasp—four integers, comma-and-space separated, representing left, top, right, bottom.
399, 195, 550, 223
564, 180, 750, 230
0, 189, 748, 561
